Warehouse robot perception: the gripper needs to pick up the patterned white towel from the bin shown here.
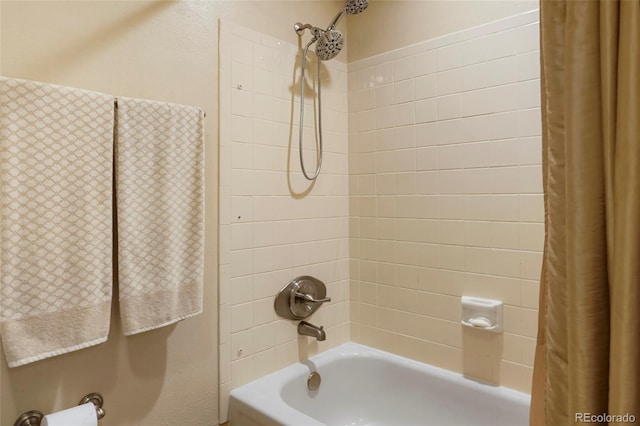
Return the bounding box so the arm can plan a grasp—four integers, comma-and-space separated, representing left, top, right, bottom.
0, 77, 114, 367
115, 97, 204, 335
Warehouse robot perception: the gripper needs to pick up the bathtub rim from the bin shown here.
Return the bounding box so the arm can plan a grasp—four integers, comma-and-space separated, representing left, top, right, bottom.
228, 341, 531, 426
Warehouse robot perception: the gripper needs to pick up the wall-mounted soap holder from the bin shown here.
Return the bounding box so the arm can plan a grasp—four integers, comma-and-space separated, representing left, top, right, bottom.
274, 276, 331, 320
461, 296, 503, 333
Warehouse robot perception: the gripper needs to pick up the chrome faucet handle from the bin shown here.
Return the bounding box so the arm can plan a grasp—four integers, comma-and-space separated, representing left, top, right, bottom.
274, 276, 331, 320
295, 292, 331, 304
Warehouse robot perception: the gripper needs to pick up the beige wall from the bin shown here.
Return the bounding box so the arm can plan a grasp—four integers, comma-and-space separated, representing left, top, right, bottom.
348, 9, 541, 393
347, 0, 538, 62
0, 1, 342, 425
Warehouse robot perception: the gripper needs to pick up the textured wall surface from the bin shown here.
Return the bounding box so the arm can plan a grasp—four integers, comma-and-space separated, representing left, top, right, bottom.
348, 10, 541, 393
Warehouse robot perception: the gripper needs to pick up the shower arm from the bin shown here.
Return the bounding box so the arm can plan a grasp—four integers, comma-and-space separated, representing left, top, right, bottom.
294, 22, 324, 38
326, 8, 346, 31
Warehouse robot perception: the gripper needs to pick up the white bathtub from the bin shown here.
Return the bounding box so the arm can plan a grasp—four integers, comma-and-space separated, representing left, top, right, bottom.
229, 342, 530, 426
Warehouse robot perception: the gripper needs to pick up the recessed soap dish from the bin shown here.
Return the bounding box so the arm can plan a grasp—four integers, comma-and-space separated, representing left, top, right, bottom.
461, 296, 503, 333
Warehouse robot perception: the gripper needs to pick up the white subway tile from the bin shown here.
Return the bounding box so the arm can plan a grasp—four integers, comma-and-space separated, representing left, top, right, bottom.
395, 149, 417, 172
415, 122, 438, 147
375, 84, 394, 108
231, 142, 253, 170
437, 44, 462, 71
416, 171, 439, 195
253, 93, 276, 121
231, 116, 252, 143
375, 151, 396, 173
437, 68, 462, 96
460, 37, 486, 66
231, 61, 253, 91
439, 195, 466, 220
394, 79, 415, 104
377, 173, 397, 195
394, 126, 415, 149
253, 68, 274, 96
374, 62, 394, 87
394, 103, 415, 127
231, 223, 253, 250
253, 222, 275, 248
465, 195, 520, 221
231, 35, 253, 65
515, 80, 541, 109
519, 194, 545, 223
414, 50, 437, 76
485, 56, 519, 87
231, 89, 253, 117
415, 99, 438, 124
459, 63, 487, 92
396, 173, 417, 195
520, 222, 545, 252
435, 120, 463, 145
230, 302, 254, 332
516, 51, 540, 81
519, 165, 543, 194
394, 56, 415, 81
518, 108, 542, 136
376, 106, 395, 129
484, 30, 518, 61
253, 43, 274, 71
438, 169, 468, 194
415, 74, 437, 100
229, 275, 253, 305
485, 111, 519, 140
356, 88, 376, 111
517, 137, 542, 165
513, 23, 540, 54
437, 95, 461, 120
416, 147, 438, 171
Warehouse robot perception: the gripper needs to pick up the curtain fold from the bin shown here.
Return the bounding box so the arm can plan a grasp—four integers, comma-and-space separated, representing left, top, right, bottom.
532, 1, 640, 424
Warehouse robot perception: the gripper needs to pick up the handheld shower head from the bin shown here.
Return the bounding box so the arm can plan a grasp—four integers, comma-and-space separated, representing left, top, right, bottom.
327, 0, 369, 30
345, 0, 369, 15
315, 29, 344, 61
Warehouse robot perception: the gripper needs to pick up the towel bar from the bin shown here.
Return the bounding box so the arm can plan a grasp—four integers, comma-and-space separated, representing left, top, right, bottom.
113, 99, 207, 117
14, 392, 106, 426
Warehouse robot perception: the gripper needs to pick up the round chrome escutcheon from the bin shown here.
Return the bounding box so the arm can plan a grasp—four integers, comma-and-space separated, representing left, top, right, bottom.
307, 371, 321, 391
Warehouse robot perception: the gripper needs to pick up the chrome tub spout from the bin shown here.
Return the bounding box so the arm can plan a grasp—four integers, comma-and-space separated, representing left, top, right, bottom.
298, 321, 326, 341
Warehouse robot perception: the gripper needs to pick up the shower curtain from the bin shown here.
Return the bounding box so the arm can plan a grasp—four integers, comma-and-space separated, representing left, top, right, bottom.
531, 1, 640, 424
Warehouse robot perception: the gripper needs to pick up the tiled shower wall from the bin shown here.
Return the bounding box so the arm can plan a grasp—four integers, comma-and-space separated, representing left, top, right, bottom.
218, 22, 350, 422
348, 10, 542, 392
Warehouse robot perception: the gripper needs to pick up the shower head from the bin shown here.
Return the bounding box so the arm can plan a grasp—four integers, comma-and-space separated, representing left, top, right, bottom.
327, 0, 369, 31
345, 0, 369, 15
294, 0, 366, 61
315, 29, 344, 61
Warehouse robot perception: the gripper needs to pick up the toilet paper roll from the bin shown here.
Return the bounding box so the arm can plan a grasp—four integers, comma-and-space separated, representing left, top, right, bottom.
42, 402, 97, 426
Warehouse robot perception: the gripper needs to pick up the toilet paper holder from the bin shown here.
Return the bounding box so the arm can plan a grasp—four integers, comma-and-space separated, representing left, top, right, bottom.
14, 392, 105, 426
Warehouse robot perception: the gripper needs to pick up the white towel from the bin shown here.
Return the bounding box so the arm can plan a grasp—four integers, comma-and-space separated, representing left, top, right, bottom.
0, 77, 114, 367
115, 97, 204, 335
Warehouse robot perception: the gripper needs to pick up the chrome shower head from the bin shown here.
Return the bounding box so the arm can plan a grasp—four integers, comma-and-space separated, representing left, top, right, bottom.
345, 0, 368, 15
327, 0, 369, 30
315, 29, 344, 61
294, 0, 367, 61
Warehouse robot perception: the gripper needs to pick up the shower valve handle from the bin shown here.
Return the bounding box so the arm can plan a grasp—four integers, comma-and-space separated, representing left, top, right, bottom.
295, 292, 331, 304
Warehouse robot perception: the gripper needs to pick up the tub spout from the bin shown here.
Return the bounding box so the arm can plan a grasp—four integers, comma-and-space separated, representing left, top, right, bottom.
298, 321, 326, 341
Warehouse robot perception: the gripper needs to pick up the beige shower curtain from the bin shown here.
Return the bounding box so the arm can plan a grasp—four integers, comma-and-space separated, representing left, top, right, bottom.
531, 1, 640, 424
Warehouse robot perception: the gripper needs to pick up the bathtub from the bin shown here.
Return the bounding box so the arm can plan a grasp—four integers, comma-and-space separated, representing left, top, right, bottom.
228, 342, 530, 426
